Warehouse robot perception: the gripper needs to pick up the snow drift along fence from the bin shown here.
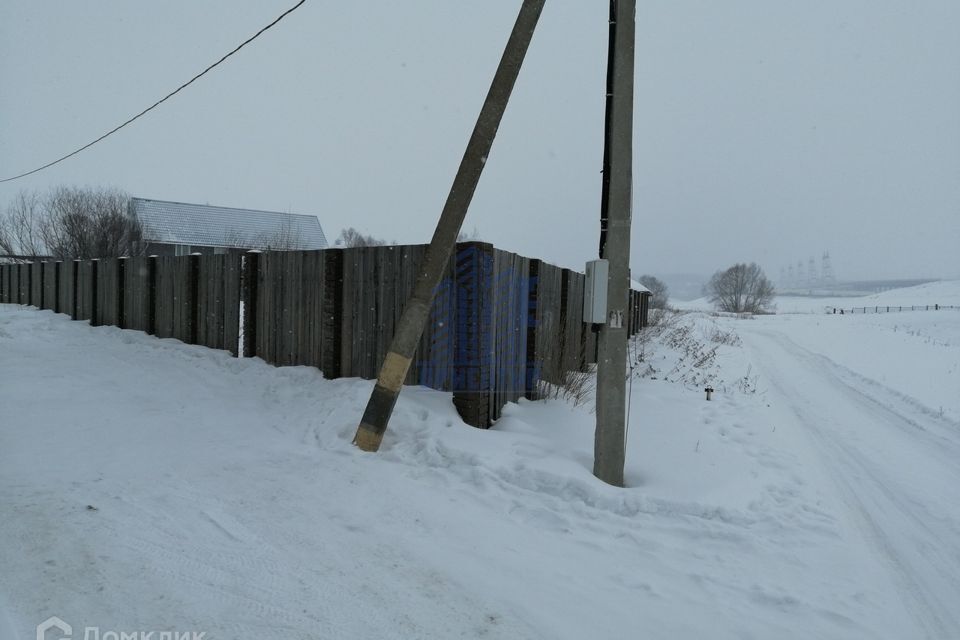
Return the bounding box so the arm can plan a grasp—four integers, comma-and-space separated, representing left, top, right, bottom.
0, 245, 649, 428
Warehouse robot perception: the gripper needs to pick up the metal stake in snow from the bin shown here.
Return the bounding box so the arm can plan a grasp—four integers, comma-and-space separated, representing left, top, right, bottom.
594, 0, 636, 487
353, 0, 546, 452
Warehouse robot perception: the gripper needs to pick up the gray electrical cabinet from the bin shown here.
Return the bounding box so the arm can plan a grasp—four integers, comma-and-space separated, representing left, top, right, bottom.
583, 259, 609, 323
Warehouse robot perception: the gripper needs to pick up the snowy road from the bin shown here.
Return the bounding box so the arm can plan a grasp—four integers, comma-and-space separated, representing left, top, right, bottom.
742, 322, 960, 640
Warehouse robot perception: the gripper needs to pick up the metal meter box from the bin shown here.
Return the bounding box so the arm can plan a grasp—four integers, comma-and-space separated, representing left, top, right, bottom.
583, 259, 609, 323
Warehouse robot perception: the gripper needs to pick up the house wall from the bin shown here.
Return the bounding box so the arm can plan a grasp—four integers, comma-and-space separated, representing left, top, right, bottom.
143, 242, 177, 257
144, 242, 228, 257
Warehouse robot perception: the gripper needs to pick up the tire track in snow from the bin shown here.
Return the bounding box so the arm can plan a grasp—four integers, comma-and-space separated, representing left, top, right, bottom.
744, 328, 960, 640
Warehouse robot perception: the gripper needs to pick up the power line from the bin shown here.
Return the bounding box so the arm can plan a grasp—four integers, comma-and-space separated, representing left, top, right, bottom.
0, 0, 307, 184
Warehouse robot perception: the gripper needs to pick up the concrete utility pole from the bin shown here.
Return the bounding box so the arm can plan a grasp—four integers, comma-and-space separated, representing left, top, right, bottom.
354, 0, 546, 452
594, 0, 636, 487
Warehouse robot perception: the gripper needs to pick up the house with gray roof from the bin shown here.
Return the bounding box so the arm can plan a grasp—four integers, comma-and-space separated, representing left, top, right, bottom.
129, 197, 328, 256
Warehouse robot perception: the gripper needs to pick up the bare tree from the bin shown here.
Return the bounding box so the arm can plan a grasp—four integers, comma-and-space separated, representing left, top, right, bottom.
261, 217, 306, 251
638, 274, 669, 309
457, 226, 482, 242
707, 263, 775, 313
0, 191, 47, 258
220, 228, 252, 250
1, 186, 141, 260
335, 227, 387, 247
223, 217, 306, 252
42, 186, 142, 259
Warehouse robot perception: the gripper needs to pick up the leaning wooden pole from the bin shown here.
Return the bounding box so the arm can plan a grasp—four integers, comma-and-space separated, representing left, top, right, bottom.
594, 0, 635, 486
353, 0, 546, 452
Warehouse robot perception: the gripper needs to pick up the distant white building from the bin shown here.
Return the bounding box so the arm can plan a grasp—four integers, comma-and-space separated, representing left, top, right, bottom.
129, 197, 328, 256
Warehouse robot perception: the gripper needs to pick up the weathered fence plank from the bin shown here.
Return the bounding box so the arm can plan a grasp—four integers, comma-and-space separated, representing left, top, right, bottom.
76, 260, 97, 322
450, 242, 494, 426
122, 257, 153, 333
59, 261, 77, 319
153, 256, 182, 338
242, 252, 259, 357
196, 254, 242, 354
94, 259, 121, 327
18, 264, 29, 306
174, 256, 195, 343
527, 260, 565, 396
40, 262, 57, 311
560, 269, 586, 372
30, 262, 42, 307
320, 250, 343, 377
490, 248, 530, 422
0, 265, 9, 303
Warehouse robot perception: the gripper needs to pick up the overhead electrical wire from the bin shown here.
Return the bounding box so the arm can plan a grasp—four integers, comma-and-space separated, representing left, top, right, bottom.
0, 0, 307, 184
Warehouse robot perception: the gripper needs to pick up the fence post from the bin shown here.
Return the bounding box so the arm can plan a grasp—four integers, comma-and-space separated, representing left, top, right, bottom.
38, 262, 45, 309
117, 257, 127, 329
89, 259, 100, 326
451, 242, 495, 428
321, 249, 343, 376
242, 251, 259, 358
71, 260, 80, 319
525, 259, 541, 400
189, 253, 201, 344
147, 256, 157, 335
53, 262, 61, 313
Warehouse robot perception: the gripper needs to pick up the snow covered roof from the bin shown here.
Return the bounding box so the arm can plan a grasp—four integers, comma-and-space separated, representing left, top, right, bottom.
631, 279, 652, 294
131, 198, 328, 250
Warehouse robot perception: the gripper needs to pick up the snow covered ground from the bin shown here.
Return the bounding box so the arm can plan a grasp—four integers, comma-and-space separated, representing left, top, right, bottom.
2, 284, 959, 639
675, 278, 960, 314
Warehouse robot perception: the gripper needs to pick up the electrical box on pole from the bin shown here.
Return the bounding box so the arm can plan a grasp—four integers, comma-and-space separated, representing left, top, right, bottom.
583, 259, 609, 324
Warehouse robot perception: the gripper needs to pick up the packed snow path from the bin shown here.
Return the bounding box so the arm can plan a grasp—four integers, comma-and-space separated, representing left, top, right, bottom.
741, 320, 960, 640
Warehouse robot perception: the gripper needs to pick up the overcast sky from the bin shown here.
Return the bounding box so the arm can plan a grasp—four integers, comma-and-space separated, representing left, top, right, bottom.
2, 1, 958, 281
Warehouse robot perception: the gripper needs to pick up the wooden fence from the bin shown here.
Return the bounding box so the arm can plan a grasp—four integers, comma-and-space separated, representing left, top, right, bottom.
0, 244, 650, 427
838, 304, 957, 314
